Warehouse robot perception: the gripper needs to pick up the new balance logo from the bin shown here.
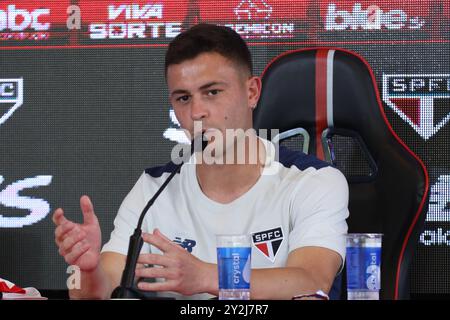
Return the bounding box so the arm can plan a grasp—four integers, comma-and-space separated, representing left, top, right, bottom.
173, 237, 196, 253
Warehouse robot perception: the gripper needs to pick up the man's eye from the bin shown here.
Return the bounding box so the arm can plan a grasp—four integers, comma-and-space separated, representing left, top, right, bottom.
176, 95, 190, 102
207, 89, 221, 96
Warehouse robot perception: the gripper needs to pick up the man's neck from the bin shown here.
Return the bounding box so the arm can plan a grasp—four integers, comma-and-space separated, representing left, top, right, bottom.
195, 137, 266, 204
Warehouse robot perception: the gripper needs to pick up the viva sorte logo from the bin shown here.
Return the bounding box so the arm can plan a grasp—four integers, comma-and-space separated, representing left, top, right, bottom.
383, 74, 450, 140
89, 3, 182, 40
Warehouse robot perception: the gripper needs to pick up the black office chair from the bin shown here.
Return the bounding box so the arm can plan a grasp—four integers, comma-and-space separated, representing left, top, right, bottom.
253, 48, 429, 300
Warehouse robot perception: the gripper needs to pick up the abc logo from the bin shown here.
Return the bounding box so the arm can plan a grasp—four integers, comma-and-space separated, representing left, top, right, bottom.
0, 4, 50, 31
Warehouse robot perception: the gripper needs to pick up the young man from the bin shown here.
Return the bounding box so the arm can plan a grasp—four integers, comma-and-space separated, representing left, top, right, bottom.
53, 24, 349, 300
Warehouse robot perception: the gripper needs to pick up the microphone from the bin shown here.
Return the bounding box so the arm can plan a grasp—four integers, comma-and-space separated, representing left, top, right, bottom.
111, 134, 207, 299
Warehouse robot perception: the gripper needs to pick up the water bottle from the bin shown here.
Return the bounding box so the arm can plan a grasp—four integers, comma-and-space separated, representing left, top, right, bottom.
216, 234, 252, 300
347, 290, 379, 300
346, 233, 382, 300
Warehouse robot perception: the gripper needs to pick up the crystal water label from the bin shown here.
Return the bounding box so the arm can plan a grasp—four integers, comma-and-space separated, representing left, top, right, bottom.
346, 246, 381, 290
217, 247, 251, 290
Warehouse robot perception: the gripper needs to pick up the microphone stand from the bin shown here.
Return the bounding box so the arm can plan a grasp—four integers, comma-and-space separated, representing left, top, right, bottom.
111, 135, 206, 299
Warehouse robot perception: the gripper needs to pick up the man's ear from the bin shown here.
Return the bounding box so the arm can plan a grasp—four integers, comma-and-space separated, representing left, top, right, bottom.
247, 76, 262, 110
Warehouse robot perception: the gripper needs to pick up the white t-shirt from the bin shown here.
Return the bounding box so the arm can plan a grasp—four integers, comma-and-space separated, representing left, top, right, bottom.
102, 138, 349, 299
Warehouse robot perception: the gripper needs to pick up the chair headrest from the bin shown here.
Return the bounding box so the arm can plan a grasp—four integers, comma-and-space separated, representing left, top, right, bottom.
254, 48, 398, 159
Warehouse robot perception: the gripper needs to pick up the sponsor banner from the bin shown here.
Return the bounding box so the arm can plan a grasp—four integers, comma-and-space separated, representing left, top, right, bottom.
1, 0, 449, 46
323, 0, 428, 32
194, 0, 308, 21
79, 0, 189, 22
80, 0, 186, 41
0, 1, 70, 43
319, 0, 449, 42
321, 1, 434, 19
80, 0, 299, 41
79, 0, 306, 23
221, 0, 298, 39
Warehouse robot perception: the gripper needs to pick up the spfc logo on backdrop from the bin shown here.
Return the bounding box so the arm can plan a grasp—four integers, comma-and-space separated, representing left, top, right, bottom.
252, 227, 284, 262
0, 78, 23, 127
382, 74, 450, 140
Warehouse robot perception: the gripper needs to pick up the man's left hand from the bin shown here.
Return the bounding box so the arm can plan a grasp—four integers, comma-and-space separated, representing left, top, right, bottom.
135, 229, 215, 296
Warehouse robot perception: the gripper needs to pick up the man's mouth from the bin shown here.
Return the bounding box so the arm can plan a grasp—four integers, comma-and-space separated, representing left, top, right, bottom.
202, 128, 218, 141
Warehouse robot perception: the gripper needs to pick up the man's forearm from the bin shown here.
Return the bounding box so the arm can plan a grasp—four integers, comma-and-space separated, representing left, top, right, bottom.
69, 265, 112, 300
202, 263, 220, 296
250, 267, 328, 300
202, 264, 328, 300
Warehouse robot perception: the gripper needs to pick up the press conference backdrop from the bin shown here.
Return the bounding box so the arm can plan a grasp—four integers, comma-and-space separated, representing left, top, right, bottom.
0, 1, 449, 298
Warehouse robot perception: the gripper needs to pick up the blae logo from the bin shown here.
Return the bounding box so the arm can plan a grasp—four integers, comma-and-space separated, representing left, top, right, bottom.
252, 227, 283, 262
325, 3, 425, 31
383, 74, 450, 140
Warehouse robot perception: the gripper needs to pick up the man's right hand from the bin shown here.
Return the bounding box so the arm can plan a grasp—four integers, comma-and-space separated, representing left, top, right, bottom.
53, 195, 102, 272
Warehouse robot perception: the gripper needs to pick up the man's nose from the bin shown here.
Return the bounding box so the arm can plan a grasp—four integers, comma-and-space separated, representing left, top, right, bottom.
190, 97, 208, 121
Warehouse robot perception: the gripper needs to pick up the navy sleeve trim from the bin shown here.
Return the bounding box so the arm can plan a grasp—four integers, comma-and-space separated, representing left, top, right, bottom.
145, 161, 179, 178
278, 145, 330, 171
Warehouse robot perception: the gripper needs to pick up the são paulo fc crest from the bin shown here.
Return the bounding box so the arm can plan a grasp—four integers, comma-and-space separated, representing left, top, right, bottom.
1, 78, 23, 127
382, 74, 450, 140
252, 227, 284, 262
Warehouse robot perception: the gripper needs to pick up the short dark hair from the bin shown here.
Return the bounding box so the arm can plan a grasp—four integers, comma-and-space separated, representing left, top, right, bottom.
165, 24, 252, 77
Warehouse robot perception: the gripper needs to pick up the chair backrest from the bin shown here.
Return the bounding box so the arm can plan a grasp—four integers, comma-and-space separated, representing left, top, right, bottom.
253, 48, 429, 299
